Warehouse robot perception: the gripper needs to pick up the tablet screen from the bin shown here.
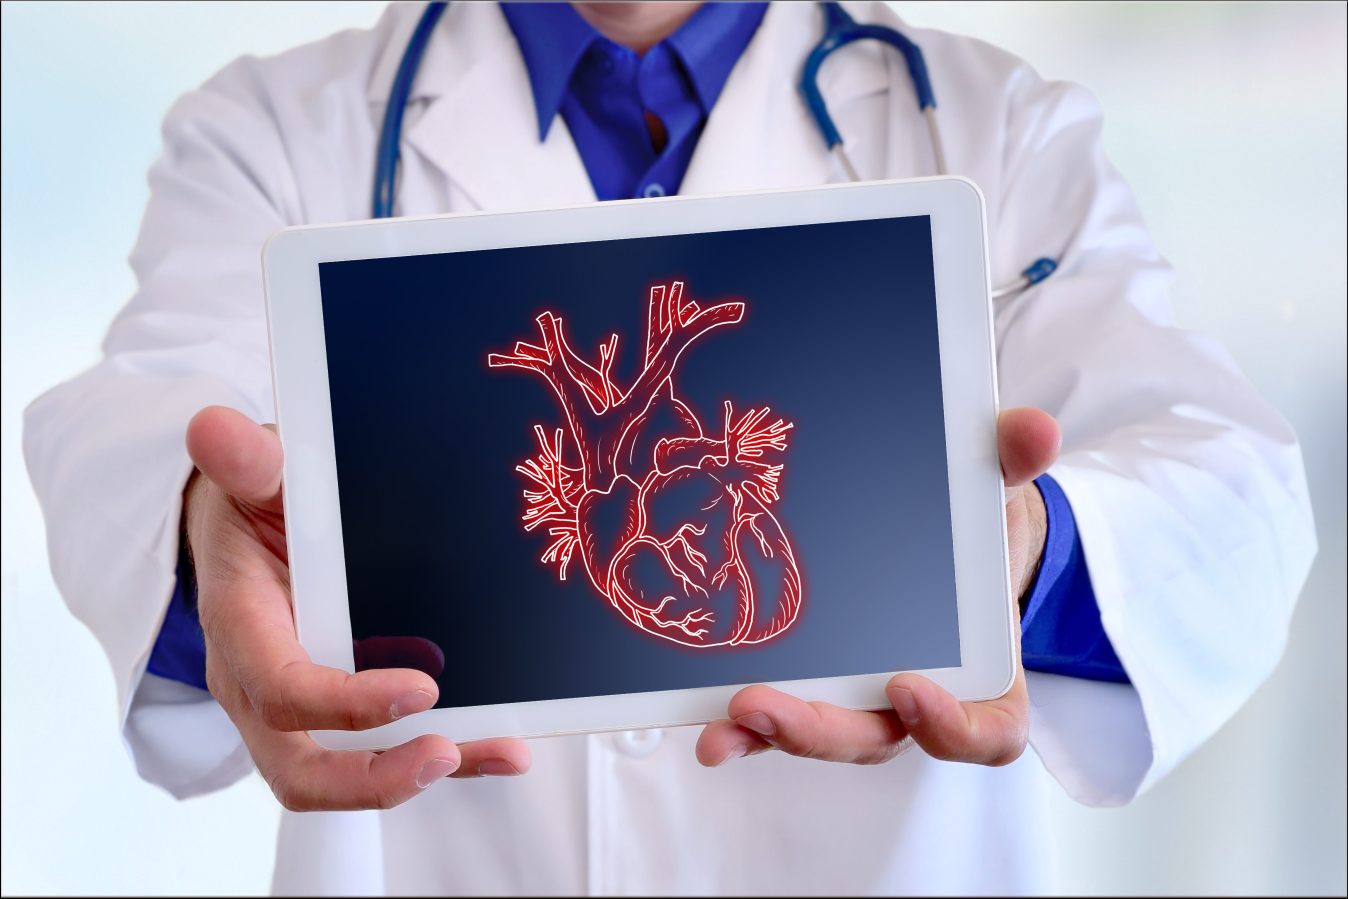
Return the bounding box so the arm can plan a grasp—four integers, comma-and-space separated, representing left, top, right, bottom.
318, 215, 960, 709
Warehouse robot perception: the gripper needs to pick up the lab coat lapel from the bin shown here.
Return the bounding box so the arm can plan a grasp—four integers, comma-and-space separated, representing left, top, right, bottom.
680, 1, 891, 196
370, 1, 893, 210
389, 2, 596, 212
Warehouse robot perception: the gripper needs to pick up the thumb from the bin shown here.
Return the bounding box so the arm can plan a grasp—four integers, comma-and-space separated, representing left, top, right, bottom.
886, 673, 1029, 767
186, 406, 284, 511
997, 407, 1061, 489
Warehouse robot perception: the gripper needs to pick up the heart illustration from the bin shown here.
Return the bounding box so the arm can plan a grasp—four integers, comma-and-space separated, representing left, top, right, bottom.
488, 282, 802, 647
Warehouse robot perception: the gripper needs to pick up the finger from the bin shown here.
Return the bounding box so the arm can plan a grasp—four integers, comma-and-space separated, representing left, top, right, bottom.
246, 660, 441, 732
259, 734, 530, 810
720, 684, 909, 764
203, 578, 440, 732
886, 673, 1028, 767
220, 672, 528, 809
186, 406, 284, 511
997, 407, 1061, 488
450, 737, 535, 778
695, 718, 773, 767
211, 670, 462, 811
261, 730, 463, 812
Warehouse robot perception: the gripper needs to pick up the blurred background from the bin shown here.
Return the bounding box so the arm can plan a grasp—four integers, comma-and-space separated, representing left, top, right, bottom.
2, 1, 1344, 894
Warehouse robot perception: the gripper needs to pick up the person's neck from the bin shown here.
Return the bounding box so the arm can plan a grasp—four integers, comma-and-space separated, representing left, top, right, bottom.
571, 2, 703, 54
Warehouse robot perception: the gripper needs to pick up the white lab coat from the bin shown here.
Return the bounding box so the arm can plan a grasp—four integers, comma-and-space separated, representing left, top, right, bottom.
24, 2, 1316, 895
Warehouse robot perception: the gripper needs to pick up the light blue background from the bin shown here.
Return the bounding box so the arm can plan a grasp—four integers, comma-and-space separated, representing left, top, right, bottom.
3, 2, 1345, 895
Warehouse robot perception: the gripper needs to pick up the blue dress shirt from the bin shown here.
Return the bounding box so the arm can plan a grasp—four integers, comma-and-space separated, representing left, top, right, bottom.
146, 1, 1126, 689
500, 1, 768, 200
1021, 475, 1128, 682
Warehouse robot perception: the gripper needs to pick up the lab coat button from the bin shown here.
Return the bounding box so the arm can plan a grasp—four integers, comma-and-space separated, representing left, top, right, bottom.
613, 728, 664, 758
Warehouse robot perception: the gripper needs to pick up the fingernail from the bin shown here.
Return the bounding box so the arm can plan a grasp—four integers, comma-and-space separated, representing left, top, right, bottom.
477, 758, 521, 777
716, 744, 747, 767
735, 712, 775, 737
390, 689, 435, 720
416, 757, 458, 789
891, 687, 919, 725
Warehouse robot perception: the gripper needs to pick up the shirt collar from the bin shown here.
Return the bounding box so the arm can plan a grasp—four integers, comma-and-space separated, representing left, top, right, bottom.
666, 2, 768, 112
500, 1, 768, 141
499, 2, 601, 140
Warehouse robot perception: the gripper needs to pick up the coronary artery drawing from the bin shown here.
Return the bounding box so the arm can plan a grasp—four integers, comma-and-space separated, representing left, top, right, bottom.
487, 281, 802, 647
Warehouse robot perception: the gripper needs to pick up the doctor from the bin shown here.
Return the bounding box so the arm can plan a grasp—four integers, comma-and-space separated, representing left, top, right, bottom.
24, 1, 1316, 895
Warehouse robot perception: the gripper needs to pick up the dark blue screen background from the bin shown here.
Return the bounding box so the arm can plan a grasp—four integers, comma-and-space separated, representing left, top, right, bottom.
319, 216, 959, 709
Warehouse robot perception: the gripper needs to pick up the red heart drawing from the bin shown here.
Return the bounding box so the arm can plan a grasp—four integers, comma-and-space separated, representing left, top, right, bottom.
488, 282, 801, 647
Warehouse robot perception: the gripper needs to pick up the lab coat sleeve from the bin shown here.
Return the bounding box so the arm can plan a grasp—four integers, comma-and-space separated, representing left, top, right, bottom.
22, 59, 302, 798
988, 68, 1318, 805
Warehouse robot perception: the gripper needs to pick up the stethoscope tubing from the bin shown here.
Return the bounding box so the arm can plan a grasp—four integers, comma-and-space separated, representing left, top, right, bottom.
371, 1, 448, 219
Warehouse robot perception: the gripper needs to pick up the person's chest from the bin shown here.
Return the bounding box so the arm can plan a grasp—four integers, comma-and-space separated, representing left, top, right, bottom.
271, 2, 1001, 228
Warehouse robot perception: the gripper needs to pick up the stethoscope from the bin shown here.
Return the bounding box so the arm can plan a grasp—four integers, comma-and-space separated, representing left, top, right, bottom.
373, 1, 1058, 300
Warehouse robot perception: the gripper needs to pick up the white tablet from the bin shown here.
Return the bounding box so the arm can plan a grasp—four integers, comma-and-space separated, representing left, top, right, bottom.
262, 177, 1014, 751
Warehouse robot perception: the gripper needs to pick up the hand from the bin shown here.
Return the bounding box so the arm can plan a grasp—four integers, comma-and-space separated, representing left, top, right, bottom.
184, 406, 531, 811
695, 407, 1060, 769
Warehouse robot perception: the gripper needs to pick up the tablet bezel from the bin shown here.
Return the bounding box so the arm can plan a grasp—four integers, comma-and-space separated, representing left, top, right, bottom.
262, 177, 1015, 751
